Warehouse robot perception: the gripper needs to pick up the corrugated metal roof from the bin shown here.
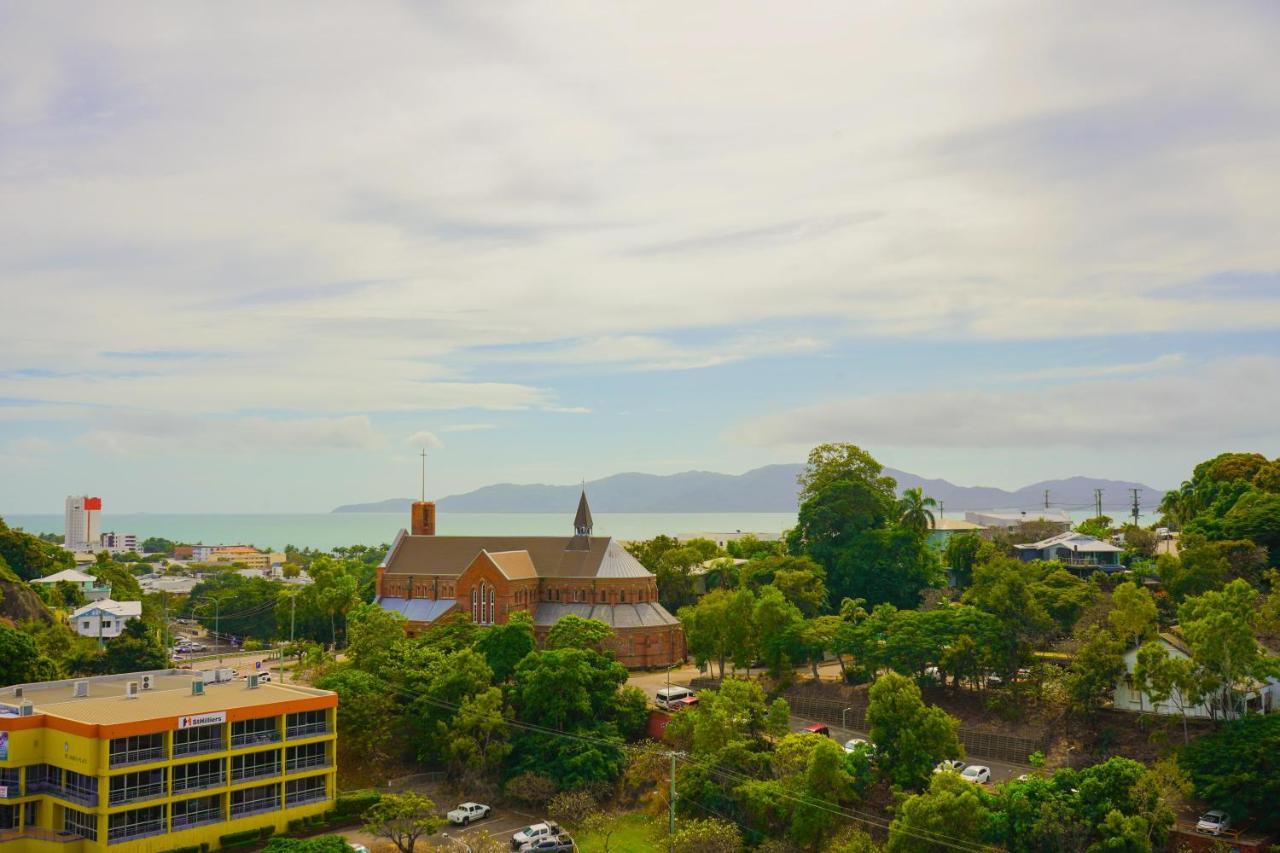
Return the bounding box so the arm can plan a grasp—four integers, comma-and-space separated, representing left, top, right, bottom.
1017, 532, 1123, 553
531, 602, 680, 628
596, 540, 652, 578
376, 597, 457, 623
31, 569, 98, 584
72, 599, 143, 619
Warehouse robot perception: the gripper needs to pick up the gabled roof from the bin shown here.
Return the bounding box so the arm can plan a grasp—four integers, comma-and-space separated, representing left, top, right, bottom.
72, 599, 143, 619
32, 569, 99, 585
381, 534, 653, 580
481, 550, 538, 581
376, 597, 457, 623
1015, 531, 1123, 553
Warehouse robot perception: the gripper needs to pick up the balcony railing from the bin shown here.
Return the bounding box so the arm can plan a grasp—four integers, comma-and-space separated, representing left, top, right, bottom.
109, 782, 165, 806
285, 722, 328, 740
230, 730, 280, 749
33, 784, 98, 808
231, 764, 280, 783
286, 789, 328, 807
173, 738, 223, 757
230, 797, 279, 819
172, 807, 223, 830
0, 783, 20, 799
172, 771, 224, 795
109, 746, 166, 768
285, 755, 329, 773
107, 819, 166, 844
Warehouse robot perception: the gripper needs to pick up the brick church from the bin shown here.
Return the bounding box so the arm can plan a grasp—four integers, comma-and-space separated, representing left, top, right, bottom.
374, 491, 686, 669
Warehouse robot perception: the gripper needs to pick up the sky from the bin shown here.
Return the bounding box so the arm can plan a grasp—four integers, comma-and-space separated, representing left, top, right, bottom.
2, 1, 1280, 513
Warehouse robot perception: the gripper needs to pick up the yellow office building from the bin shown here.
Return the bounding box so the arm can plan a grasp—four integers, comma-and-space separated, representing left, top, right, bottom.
0, 670, 337, 852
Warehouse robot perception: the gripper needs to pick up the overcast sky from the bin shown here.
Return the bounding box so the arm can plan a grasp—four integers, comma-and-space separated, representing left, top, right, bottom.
3, 1, 1280, 513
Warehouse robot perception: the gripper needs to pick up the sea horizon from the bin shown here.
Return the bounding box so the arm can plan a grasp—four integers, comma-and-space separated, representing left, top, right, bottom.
1, 506, 1159, 552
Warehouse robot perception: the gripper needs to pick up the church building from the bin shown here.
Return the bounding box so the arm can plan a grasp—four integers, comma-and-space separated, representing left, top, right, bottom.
374, 491, 685, 668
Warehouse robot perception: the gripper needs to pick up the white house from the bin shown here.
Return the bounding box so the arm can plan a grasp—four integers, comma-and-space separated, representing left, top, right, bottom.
1114, 631, 1280, 719
30, 569, 112, 602
70, 599, 143, 640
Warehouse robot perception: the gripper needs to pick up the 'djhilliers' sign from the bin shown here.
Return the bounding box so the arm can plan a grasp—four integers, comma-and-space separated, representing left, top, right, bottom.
177, 711, 226, 729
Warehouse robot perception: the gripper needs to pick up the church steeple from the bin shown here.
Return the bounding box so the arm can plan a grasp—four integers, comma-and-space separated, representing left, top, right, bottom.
574, 488, 594, 536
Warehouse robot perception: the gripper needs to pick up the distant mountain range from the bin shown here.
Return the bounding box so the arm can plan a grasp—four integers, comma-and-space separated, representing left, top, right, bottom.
332, 465, 1166, 514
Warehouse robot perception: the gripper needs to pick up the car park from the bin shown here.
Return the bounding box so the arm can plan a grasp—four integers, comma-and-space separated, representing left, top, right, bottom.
1195, 810, 1231, 835
448, 802, 492, 826
519, 834, 575, 852
934, 759, 965, 774
960, 765, 991, 784
655, 686, 696, 710
511, 822, 561, 849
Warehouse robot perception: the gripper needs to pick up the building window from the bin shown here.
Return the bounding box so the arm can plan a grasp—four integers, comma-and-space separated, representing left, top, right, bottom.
229, 783, 279, 818
110, 733, 166, 767
81, 621, 90, 629
230, 716, 280, 748
285, 774, 328, 807
102, 620, 113, 629
287, 710, 328, 739
63, 807, 98, 842
471, 588, 478, 622
286, 742, 328, 772
172, 758, 224, 794
109, 769, 166, 805
488, 587, 495, 624
172, 793, 222, 830
107, 804, 167, 842
174, 723, 223, 757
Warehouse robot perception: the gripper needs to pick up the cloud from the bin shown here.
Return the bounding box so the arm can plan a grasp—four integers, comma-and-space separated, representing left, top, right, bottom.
406, 430, 444, 448
6, 437, 53, 455
998, 353, 1185, 382
732, 356, 1280, 449
440, 423, 496, 432
487, 334, 824, 373
79, 414, 385, 456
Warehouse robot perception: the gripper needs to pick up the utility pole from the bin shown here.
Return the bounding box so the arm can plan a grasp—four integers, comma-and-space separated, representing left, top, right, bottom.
1044, 489, 1050, 510
938, 500, 945, 520
1130, 488, 1141, 527
669, 751, 678, 851
1094, 488, 1104, 519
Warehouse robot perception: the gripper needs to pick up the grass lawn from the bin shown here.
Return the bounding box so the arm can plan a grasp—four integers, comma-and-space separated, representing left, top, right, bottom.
574, 812, 664, 852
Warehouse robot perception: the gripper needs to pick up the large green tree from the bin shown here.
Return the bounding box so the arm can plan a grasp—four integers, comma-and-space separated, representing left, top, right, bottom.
887, 771, 989, 853
1181, 714, 1280, 833
475, 610, 536, 682
866, 672, 962, 789
897, 487, 938, 536
0, 623, 59, 684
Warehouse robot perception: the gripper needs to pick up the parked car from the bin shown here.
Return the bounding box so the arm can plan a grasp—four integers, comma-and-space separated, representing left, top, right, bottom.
960, 765, 991, 784
448, 802, 492, 826
519, 834, 575, 852
655, 686, 696, 710
511, 822, 561, 850
843, 738, 874, 755
1195, 810, 1231, 835
934, 759, 965, 774
348, 845, 368, 853
671, 696, 700, 711
802, 723, 830, 738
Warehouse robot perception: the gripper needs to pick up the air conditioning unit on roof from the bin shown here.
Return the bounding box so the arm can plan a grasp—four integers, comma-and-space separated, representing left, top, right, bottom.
126, 681, 140, 699
141, 674, 154, 690
73, 681, 89, 698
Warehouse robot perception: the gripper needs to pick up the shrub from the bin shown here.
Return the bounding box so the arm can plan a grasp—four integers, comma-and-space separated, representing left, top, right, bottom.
219, 827, 273, 850
334, 790, 381, 819
160, 846, 201, 853
504, 771, 557, 807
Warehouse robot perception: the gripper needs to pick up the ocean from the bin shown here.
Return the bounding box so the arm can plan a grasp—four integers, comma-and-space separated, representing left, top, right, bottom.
1, 506, 1160, 552
0, 512, 801, 551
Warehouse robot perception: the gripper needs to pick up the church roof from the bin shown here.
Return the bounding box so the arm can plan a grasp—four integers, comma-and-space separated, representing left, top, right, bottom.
480, 550, 539, 580
381, 534, 653, 580
574, 490, 593, 534
531, 601, 680, 628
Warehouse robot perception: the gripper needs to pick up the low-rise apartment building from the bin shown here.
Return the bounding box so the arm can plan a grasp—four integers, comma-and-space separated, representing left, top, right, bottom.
0, 670, 337, 852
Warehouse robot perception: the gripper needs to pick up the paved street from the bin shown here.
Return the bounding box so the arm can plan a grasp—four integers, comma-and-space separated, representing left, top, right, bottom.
341, 804, 542, 850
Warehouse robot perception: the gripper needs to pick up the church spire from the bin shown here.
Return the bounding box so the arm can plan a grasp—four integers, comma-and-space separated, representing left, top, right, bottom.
574, 487, 593, 536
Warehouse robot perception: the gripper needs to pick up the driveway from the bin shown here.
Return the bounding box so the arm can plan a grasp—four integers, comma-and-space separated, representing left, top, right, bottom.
341, 805, 542, 850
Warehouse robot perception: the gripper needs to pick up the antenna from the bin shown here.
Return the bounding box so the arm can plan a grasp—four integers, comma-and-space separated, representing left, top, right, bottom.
420, 449, 427, 502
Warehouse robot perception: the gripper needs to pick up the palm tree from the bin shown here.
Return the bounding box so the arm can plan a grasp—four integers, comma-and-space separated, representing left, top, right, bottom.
898, 486, 938, 535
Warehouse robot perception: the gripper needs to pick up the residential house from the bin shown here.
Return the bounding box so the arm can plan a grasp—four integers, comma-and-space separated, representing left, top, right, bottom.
30, 569, 112, 602
1014, 531, 1125, 572
1113, 630, 1280, 718
70, 599, 144, 640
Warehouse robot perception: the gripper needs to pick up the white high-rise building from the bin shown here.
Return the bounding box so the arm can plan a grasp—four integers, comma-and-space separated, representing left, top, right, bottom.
64, 495, 102, 551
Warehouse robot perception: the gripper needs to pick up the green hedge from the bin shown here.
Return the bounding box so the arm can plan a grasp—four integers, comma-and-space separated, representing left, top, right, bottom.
160, 847, 201, 853
333, 790, 381, 819
219, 826, 275, 850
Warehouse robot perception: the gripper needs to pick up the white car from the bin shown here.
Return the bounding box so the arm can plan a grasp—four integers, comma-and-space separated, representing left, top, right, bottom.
934, 760, 965, 774
960, 765, 991, 784
511, 822, 560, 850
843, 738, 873, 754
1195, 810, 1231, 835
448, 802, 491, 826
348, 845, 368, 853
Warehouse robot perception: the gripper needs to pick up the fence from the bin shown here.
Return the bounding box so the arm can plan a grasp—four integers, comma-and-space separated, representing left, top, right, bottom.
177, 649, 283, 665
781, 692, 1044, 764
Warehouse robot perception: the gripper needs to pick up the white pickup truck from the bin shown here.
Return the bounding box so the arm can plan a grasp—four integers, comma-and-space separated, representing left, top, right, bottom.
447, 802, 491, 826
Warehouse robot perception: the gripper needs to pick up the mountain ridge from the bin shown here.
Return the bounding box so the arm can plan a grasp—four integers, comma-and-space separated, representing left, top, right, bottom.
332, 464, 1166, 514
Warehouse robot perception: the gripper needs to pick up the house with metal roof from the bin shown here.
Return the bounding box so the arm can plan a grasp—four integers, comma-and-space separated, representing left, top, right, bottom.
1014, 530, 1125, 571
374, 491, 685, 668
70, 599, 144, 640
30, 568, 112, 602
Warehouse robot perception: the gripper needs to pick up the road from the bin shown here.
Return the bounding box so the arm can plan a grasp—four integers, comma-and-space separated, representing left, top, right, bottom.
341, 805, 542, 849
627, 667, 1032, 784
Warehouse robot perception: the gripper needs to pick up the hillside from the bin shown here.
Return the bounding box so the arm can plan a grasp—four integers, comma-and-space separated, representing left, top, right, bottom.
334, 465, 1166, 514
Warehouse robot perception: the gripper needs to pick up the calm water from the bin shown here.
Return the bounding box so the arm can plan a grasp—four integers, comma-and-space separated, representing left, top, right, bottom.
0, 512, 801, 551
